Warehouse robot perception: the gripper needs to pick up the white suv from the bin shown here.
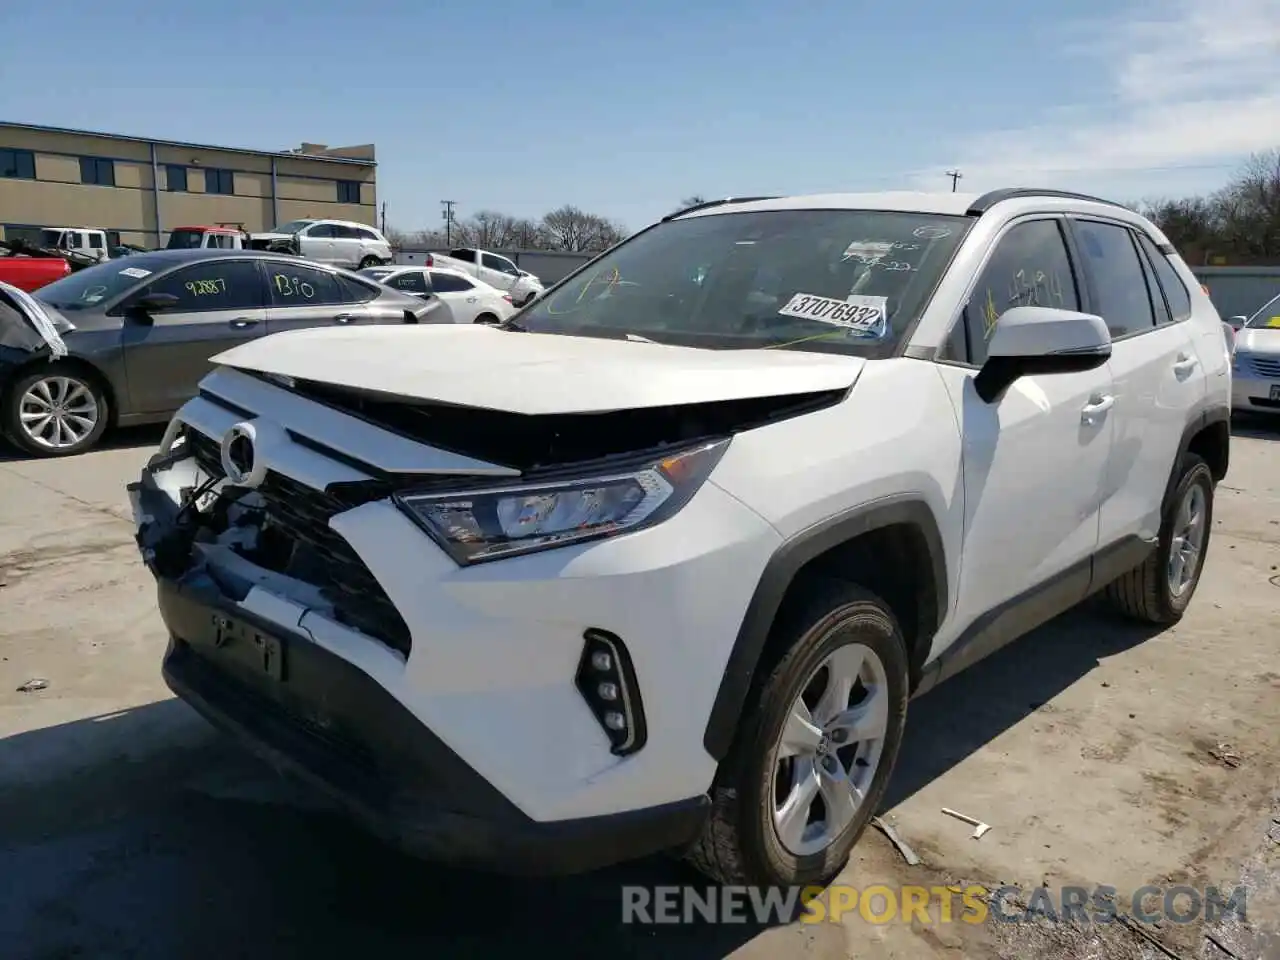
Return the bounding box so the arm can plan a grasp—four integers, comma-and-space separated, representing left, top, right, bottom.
129, 189, 1231, 886
250, 219, 392, 270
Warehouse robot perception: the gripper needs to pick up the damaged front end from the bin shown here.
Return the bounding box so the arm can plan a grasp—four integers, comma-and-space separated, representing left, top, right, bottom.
0, 280, 71, 358
129, 427, 413, 656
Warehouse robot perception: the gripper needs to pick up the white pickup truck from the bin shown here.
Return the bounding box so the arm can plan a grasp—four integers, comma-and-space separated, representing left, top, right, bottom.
424, 248, 543, 305
40, 227, 111, 264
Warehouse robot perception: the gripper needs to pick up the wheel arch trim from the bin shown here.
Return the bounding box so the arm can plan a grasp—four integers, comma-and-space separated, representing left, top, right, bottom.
702, 494, 948, 761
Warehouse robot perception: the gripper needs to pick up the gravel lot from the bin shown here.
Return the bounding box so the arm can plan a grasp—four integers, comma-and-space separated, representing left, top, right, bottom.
1, 421, 1277, 960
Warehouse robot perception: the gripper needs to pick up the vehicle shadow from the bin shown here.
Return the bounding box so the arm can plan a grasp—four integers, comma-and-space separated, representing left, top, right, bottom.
1230, 414, 1280, 440
884, 602, 1165, 808
0, 423, 164, 463
0, 606, 1167, 960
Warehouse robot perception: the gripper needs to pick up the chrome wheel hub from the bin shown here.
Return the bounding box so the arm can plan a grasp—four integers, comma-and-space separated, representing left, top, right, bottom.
769, 641, 889, 857
18, 376, 99, 450
1168, 483, 1207, 598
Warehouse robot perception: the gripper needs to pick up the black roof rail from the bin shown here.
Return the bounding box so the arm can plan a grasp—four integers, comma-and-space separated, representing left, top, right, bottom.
662, 196, 779, 221
966, 188, 1123, 216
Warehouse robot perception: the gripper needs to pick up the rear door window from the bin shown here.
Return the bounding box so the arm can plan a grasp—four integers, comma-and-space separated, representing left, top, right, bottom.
1072, 220, 1157, 338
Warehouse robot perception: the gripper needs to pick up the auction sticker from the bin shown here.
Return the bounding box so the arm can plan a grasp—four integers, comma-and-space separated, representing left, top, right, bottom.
119, 267, 152, 279
778, 293, 888, 335
842, 240, 894, 263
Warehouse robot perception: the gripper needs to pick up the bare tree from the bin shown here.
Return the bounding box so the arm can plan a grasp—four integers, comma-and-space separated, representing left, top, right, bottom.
542, 205, 625, 252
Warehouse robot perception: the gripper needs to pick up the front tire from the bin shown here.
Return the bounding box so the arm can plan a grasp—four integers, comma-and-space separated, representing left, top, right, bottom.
358, 256, 381, 270
473, 313, 500, 325
1102, 453, 1214, 624
2, 365, 109, 457
685, 579, 909, 887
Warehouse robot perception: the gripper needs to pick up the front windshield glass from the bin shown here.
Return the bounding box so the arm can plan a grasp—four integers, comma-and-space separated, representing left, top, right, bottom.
40, 229, 63, 248
271, 220, 313, 235
516, 209, 971, 356
1245, 293, 1280, 328
36, 255, 171, 311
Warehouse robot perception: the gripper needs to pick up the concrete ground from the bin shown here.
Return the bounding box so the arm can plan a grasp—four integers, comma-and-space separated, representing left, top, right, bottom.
1, 420, 1278, 960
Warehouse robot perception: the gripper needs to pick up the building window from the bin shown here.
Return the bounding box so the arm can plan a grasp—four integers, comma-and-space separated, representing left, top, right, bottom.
80, 157, 116, 186
2, 223, 45, 245
0, 149, 36, 180
336, 180, 361, 203
205, 168, 234, 194
166, 165, 188, 192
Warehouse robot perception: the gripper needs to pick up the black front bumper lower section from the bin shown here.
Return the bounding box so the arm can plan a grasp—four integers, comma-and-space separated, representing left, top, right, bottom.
136, 473, 708, 876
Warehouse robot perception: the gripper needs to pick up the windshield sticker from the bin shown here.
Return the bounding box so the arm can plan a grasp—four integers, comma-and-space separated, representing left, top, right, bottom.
778, 293, 888, 336
914, 225, 952, 240
119, 266, 152, 279
842, 241, 894, 264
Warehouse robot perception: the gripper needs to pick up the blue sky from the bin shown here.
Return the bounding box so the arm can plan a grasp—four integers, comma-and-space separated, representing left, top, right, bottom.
2, 0, 1277, 233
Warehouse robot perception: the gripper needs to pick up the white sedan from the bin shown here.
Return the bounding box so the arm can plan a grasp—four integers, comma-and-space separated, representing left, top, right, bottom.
358, 265, 516, 324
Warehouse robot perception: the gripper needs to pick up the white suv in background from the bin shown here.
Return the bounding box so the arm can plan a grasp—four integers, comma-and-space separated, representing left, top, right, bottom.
251, 219, 392, 270
130, 189, 1230, 888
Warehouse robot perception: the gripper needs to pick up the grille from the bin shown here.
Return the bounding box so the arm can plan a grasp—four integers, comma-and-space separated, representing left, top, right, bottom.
256, 472, 413, 656
179, 427, 412, 657
1246, 355, 1280, 379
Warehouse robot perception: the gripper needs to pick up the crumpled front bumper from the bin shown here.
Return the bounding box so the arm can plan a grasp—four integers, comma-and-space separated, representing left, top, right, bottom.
128, 453, 715, 875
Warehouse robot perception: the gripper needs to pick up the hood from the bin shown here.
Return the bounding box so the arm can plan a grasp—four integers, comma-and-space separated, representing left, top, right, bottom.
1237, 325, 1280, 355
211, 323, 866, 415
0, 280, 70, 356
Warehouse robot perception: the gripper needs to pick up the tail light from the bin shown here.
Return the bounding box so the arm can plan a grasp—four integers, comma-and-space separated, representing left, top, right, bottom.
502, 294, 513, 303
423, 254, 433, 267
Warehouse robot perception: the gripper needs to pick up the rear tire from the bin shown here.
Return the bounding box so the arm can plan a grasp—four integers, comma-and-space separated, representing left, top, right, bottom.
358, 256, 381, 270
685, 579, 909, 888
473, 313, 500, 324
1102, 453, 1214, 624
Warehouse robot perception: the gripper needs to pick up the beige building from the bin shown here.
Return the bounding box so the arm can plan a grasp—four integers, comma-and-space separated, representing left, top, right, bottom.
0, 122, 377, 249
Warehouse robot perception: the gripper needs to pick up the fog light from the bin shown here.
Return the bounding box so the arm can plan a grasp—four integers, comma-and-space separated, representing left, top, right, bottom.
574, 628, 647, 756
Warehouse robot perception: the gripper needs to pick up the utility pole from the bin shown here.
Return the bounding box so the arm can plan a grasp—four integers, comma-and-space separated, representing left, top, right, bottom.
945, 169, 963, 192
441, 200, 457, 246
379, 201, 387, 234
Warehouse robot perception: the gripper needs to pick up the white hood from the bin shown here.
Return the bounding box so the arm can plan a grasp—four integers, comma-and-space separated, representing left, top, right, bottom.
211, 324, 866, 415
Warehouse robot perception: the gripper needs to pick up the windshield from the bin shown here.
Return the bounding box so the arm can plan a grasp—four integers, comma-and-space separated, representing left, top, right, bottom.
1245, 293, 1280, 328
515, 209, 971, 356
36, 255, 171, 311
166, 229, 205, 249
40, 229, 64, 248
271, 220, 313, 235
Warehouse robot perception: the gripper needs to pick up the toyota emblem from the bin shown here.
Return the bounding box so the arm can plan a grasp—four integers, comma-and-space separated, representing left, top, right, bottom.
219, 421, 267, 488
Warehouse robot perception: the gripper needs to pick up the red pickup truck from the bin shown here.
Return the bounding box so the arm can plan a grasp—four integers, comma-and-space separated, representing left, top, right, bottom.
0, 256, 70, 292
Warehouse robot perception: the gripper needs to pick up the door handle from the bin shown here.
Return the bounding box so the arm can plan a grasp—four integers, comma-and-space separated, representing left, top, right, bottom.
229, 317, 259, 329
1173, 353, 1198, 376
333, 313, 357, 324
1081, 394, 1115, 422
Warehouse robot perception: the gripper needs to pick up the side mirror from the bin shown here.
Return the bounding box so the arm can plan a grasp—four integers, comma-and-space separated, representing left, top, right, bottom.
130, 292, 181, 315
973, 306, 1112, 403
1226, 315, 1247, 330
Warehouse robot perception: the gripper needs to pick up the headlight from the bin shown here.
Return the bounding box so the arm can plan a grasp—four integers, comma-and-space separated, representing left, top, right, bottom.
395, 439, 728, 564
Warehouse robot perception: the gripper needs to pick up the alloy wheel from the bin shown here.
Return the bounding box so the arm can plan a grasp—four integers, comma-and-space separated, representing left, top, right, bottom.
769, 641, 890, 857
18, 376, 100, 450
1168, 483, 1207, 598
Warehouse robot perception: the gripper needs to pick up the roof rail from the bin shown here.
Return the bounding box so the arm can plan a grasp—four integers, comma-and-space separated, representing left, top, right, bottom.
662, 196, 779, 221
967, 188, 1123, 216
